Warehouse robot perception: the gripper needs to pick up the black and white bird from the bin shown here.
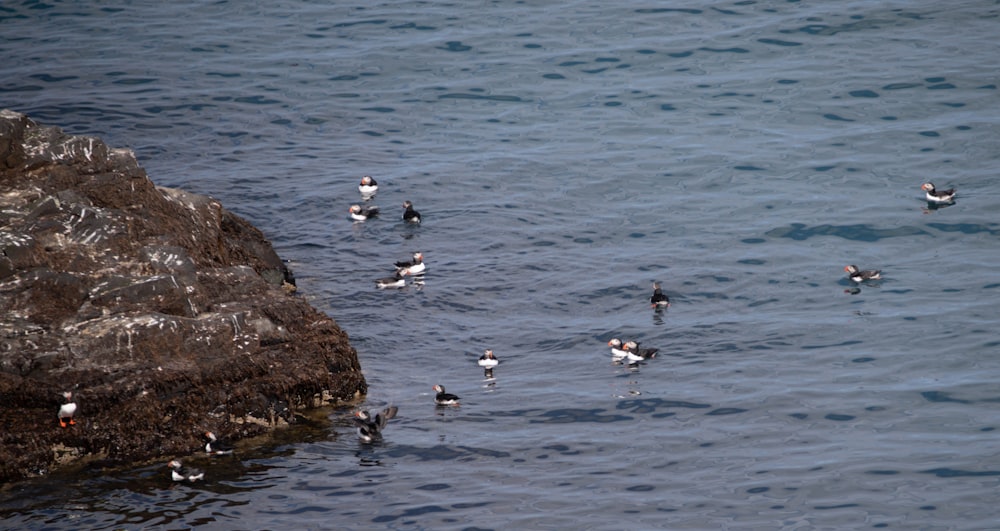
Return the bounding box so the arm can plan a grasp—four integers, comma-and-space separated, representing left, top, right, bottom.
354, 406, 398, 443
432, 384, 461, 406
203, 431, 235, 455
375, 270, 408, 289
349, 204, 379, 221
394, 252, 425, 276
58, 391, 77, 428
402, 200, 421, 224
650, 282, 670, 309
608, 338, 629, 362
168, 460, 205, 482
623, 340, 658, 360
845, 264, 882, 283
921, 182, 956, 203
478, 349, 499, 369
358, 175, 378, 196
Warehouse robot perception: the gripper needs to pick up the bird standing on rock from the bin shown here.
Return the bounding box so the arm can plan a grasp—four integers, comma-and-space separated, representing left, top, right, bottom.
58, 391, 77, 428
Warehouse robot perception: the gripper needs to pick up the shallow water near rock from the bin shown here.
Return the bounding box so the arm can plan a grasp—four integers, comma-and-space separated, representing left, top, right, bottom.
3, 0, 1000, 528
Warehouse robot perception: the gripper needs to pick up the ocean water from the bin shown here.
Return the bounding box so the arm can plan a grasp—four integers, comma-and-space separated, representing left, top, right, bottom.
3, 0, 1000, 529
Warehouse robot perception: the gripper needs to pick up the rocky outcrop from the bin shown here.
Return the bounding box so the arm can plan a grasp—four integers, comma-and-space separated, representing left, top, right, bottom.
0, 110, 366, 483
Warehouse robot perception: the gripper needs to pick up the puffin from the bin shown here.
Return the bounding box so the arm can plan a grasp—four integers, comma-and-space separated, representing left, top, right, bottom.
920, 182, 955, 203
402, 200, 421, 224
58, 391, 77, 428
358, 175, 378, 196
394, 252, 425, 276
432, 384, 461, 406
203, 431, 235, 455
167, 460, 205, 482
608, 338, 629, 362
354, 406, 398, 443
623, 340, 658, 360
375, 270, 408, 289
650, 282, 670, 309
349, 204, 379, 221
845, 264, 882, 283
477, 349, 499, 369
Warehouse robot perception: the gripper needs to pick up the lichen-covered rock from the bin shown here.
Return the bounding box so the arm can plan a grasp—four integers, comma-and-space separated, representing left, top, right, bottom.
0, 109, 366, 483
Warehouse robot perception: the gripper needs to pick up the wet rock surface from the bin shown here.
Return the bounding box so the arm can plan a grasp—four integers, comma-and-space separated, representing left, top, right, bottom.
0, 110, 366, 483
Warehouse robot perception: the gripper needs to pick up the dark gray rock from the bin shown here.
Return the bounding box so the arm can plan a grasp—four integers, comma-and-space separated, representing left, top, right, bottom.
0, 109, 366, 483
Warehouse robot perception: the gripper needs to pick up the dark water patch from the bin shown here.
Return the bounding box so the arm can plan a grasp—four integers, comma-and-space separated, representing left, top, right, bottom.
747, 486, 770, 494
919, 131, 940, 137
706, 408, 748, 416
741, 238, 766, 244
823, 113, 854, 122
635, 8, 702, 14
766, 223, 928, 242
921, 468, 1000, 478
734, 165, 766, 171
737, 259, 766, 265
883, 82, 921, 90
361, 107, 395, 113
334, 19, 387, 28
815, 503, 860, 510
372, 504, 449, 523
616, 398, 712, 414
636, 49, 656, 54
524, 43, 542, 49
758, 38, 802, 46
543, 73, 566, 79
926, 223, 1000, 236
390, 22, 436, 31
582, 67, 609, 74
813, 164, 838, 171
825, 414, 855, 421
668, 50, 694, 58
558, 60, 588, 67
866, 469, 900, 475
29, 73, 78, 83
595, 57, 620, 62
852, 357, 875, 363
531, 408, 633, 423
940, 102, 965, 108
802, 339, 863, 350
206, 72, 241, 78
849, 89, 879, 98
439, 41, 472, 52
789, 413, 808, 420
438, 93, 524, 102
777, 79, 799, 84
111, 77, 158, 86
880, 116, 897, 120
416, 483, 451, 491
0, 84, 44, 93
234, 95, 282, 105
927, 83, 956, 90
921, 391, 971, 404
747, 298, 778, 308
660, 103, 676, 111
605, 101, 623, 107
385, 444, 511, 461
699, 47, 750, 54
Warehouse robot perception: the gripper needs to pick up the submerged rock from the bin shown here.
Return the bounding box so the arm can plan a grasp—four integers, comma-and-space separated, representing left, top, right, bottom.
0, 109, 366, 483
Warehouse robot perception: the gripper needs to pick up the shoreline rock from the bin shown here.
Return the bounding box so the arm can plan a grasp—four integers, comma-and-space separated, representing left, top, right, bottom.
0, 109, 366, 483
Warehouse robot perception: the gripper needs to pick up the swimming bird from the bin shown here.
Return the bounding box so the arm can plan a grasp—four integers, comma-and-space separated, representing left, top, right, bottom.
433, 384, 461, 406
608, 338, 629, 362
844, 264, 882, 283
921, 182, 955, 203
358, 175, 378, 196
478, 349, 499, 369
650, 282, 670, 309
623, 340, 658, 360
354, 406, 398, 442
402, 200, 421, 224
167, 460, 205, 482
58, 391, 77, 428
203, 431, 235, 455
375, 270, 408, 289
394, 252, 425, 275
349, 204, 379, 221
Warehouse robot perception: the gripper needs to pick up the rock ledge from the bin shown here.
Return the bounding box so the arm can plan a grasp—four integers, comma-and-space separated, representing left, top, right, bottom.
0, 110, 366, 483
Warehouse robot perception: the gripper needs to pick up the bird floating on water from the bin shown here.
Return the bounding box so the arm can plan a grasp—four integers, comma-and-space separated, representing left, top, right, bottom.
844, 264, 882, 283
